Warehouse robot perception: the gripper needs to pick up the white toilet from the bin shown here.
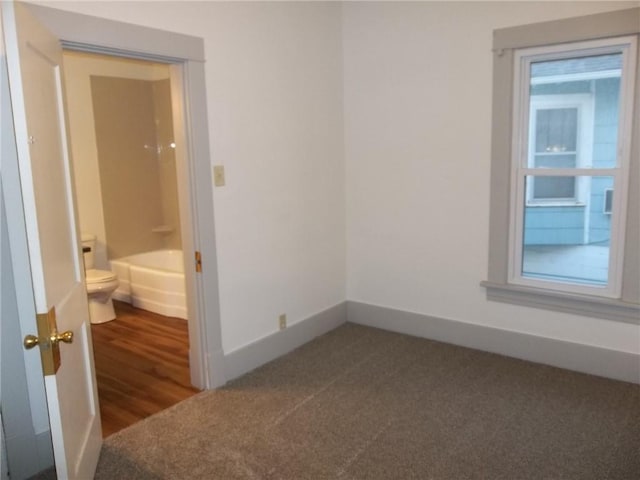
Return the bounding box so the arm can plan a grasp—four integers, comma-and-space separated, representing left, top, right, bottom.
81, 233, 119, 324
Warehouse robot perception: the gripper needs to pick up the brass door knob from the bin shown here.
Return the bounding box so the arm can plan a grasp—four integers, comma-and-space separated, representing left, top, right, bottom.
54, 330, 74, 345
23, 330, 73, 350
24, 335, 40, 349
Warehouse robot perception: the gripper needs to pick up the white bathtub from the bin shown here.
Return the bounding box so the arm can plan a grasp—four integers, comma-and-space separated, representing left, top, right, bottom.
111, 250, 187, 319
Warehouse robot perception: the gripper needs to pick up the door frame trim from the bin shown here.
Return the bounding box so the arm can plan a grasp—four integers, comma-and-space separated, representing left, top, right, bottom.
26, 2, 225, 389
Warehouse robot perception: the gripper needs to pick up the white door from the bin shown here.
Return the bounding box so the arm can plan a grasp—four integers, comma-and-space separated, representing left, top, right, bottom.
2, 2, 101, 479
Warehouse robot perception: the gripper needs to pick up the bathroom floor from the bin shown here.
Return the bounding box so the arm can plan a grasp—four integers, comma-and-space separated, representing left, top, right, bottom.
90, 300, 200, 437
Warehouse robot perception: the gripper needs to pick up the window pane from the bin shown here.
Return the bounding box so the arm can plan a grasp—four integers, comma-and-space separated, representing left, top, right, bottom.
532, 176, 575, 199
535, 108, 577, 153
530, 53, 622, 169
522, 176, 613, 286
531, 53, 622, 78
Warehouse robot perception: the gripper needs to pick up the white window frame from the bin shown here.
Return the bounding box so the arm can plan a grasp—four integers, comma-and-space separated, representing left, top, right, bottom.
482, 6, 640, 324
508, 37, 636, 298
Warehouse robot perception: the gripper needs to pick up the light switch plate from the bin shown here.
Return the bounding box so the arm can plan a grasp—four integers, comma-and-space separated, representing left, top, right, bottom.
213, 165, 225, 187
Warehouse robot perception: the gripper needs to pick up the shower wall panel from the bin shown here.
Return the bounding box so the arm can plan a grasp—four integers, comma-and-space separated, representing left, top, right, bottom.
152, 78, 181, 250
91, 76, 166, 259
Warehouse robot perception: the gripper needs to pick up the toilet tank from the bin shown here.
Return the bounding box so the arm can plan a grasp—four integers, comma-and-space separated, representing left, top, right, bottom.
81, 233, 97, 269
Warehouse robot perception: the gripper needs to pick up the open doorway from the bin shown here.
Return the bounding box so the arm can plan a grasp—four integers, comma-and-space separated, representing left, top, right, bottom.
62, 50, 199, 436
3, 3, 225, 475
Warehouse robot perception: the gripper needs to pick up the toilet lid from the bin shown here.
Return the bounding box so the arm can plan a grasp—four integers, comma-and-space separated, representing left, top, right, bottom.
86, 269, 116, 283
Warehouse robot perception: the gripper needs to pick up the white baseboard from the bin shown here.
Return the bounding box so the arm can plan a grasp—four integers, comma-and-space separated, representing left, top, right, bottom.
207, 349, 227, 389
220, 300, 638, 386
347, 301, 640, 384
223, 302, 347, 382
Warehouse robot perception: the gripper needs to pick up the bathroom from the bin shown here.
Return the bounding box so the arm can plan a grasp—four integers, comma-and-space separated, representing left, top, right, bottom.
63, 50, 198, 435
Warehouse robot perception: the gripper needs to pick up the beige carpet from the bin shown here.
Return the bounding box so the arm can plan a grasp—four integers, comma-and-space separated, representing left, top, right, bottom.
95, 323, 640, 479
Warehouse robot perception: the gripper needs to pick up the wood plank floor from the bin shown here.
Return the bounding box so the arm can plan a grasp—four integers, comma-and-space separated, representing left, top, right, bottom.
91, 301, 199, 437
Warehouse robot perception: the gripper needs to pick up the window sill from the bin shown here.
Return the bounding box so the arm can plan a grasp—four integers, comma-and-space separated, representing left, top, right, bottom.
480, 280, 640, 324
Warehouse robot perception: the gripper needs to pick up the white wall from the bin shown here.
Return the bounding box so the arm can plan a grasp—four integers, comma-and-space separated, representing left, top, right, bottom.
343, 1, 640, 354
63, 52, 169, 270
41, 1, 638, 358
47, 1, 346, 354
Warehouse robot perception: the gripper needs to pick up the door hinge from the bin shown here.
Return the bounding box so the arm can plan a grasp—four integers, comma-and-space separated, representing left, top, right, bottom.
195, 250, 202, 273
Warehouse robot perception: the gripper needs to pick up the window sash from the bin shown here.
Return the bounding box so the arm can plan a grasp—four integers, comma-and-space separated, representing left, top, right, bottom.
508, 37, 637, 298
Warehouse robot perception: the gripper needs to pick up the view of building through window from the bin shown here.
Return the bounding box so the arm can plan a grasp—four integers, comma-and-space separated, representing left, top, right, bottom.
521, 53, 622, 287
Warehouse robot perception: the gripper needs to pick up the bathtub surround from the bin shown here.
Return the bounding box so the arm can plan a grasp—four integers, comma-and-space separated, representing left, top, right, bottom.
63, 52, 174, 271
154, 79, 182, 252
91, 74, 181, 261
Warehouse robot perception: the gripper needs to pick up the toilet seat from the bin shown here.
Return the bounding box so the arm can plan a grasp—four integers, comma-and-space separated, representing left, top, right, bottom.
86, 268, 117, 283
86, 269, 119, 294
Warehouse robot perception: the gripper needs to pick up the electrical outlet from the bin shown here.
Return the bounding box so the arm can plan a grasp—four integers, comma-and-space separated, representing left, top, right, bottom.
213, 165, 225, 187
279, 314, 287, 330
